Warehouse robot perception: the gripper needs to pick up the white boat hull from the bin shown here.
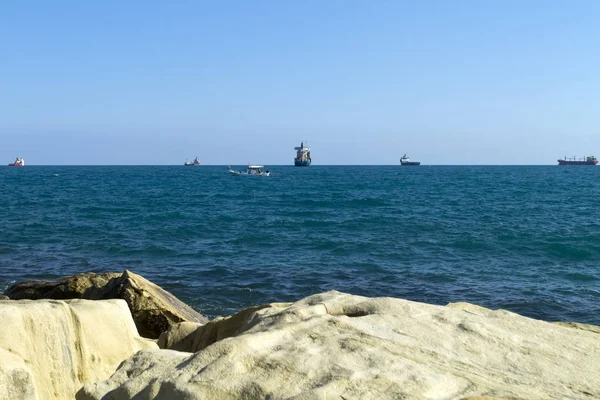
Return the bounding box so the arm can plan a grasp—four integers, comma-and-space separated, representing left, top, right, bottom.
229, 170, 270, 176
228, 166, 270, 176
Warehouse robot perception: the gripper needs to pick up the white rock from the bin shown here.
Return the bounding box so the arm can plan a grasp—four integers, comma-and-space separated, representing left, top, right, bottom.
157, 321, 202, 351
78, 291, 600, 400
157, 305, 275, 353
0, 299, 157, 400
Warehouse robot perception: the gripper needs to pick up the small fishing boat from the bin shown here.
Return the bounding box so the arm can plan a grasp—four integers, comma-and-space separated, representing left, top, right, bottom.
228, 165, 270, 176
8, 156, 24, 167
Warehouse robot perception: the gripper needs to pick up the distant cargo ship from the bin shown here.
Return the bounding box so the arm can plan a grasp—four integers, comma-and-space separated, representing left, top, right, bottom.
294, 142, 311, 166
8, 156, 24, 167
400, 154, 420, 166
184, 157, 200, 166
557, 156, 598, 166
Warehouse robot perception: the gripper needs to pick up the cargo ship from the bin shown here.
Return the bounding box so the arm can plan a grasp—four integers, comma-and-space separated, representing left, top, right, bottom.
557, 156, 598, 166
8, 156, 24, 167
400, 154, 420, 166
184, 156, 200, 166
294, 142, 311, 166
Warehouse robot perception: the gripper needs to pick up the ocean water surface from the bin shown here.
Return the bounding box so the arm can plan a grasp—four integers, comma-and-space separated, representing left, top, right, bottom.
1, 165, 599, 324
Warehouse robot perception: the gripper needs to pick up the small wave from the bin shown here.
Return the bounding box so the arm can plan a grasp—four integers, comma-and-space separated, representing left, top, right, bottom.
344, 198, 390, 207
562, 272, 600, 282
546, 243, 595, 260
0, 280, 16, 295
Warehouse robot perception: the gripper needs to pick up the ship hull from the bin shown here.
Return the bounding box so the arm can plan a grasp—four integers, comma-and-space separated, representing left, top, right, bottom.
294, 160, 311, 167
557, 160, 598, 165
400, 161, 420, 166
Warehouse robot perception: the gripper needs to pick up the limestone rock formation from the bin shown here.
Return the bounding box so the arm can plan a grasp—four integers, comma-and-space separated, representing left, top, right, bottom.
4, 272, 121, 300
4, 270, 208, 338
0, 299, 156, 400
158, 304, 275, 352
553, 321, 600, 334
157, 321, 202, 351
78, 291, 600, 400
99, 270, 209, 338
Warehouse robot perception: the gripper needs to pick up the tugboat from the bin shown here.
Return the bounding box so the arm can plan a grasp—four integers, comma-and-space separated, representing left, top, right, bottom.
400, 154, 420, 166
557, 156, 598, 165
8, 156, 24, 167
294, 142, 311, 166
184, 156, 200, 166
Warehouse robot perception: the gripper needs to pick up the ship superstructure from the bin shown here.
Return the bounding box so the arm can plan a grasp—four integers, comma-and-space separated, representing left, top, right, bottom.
8, 156, 24, 167
294, 142, 311, 166
184, 156, 200, 166
400, 154, 420, 166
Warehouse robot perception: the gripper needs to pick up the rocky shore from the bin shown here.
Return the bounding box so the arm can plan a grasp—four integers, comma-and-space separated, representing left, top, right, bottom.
1, 271, 599, 400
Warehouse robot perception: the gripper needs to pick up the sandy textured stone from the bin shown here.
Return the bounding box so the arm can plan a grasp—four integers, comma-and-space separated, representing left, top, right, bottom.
5, 270, 208, 338
78, 291, 600, 400
0, 295, 9, 300
158, 304, 276, 352
157, 321, 202, 351
77, 349, 191, 400
0, 348, 36, 400
0, 299, 156, 400
552, 321, 600, 335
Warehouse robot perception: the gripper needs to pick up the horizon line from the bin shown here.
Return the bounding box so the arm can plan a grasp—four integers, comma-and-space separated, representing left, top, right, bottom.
3, 164, 576, 167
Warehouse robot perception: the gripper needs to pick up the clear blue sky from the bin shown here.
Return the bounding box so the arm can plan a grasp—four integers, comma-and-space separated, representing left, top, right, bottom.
1, 0, 599, 165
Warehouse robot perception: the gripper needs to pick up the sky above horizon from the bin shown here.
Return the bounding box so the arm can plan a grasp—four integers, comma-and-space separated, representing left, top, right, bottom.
2, 1, 599, 165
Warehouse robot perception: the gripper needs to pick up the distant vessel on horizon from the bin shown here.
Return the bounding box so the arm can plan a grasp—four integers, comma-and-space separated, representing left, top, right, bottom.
294, 142, 311, 166
557, 156, 597, 166
400, 154, 420, 166
184, 156, 200, 166
8, 156, 24, 167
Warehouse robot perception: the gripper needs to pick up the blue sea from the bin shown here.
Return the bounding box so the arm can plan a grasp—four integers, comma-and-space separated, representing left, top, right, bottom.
1, 165, 599, 325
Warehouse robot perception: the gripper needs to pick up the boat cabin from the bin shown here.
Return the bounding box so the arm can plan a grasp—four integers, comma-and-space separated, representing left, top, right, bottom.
247, 165, 265, 175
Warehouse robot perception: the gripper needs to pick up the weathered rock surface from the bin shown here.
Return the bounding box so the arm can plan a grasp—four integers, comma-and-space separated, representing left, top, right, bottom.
78, 291, 600, 400
0, 295, 8, 300
553, 321, 600, 334
99, 270, 209, 338
158, 304, 274, 352
5, 270, 208, 338
157, 321, 202, 351
0, 298, 157, 400
4, 272, 122, 300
